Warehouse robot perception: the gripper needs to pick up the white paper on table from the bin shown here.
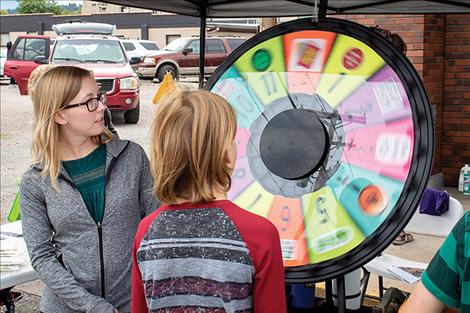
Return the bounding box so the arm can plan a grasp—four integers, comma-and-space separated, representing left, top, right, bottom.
387, 265, 422, 284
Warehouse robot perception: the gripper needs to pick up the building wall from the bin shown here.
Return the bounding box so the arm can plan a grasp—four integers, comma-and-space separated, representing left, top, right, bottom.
147, 28, 252, 48
8, 31, 28, 42
0, 13, 202, 36
207, 31, 252, 38
149, 27, 201, 48
114, 28, 143, 40
422, 15, 446, 180
442, 14, 470, 186
82, 0, 151, 14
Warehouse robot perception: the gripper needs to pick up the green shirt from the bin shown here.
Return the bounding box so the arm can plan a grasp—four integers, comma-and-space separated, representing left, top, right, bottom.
422, 210, 470, 312
63, 145, 106, 223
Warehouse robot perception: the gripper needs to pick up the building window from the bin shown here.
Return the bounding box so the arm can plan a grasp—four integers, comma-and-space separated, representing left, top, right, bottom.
166, 34, 181, 45
98, 3, 107, 12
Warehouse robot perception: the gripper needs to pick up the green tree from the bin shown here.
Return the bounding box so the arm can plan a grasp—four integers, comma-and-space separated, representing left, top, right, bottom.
0, 9, 9, 15
17, 0, 61, 15
60, 4, 82, 15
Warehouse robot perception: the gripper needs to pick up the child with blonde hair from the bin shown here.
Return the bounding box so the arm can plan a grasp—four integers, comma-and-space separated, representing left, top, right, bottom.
132, 89, 286, 313
28, 64, 54, 98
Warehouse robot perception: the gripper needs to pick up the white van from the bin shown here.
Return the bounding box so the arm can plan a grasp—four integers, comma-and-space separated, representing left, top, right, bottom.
121, 39, 159, 60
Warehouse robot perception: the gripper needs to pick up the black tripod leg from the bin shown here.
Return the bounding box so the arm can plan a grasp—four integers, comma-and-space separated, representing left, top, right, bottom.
337, 275, 346, 313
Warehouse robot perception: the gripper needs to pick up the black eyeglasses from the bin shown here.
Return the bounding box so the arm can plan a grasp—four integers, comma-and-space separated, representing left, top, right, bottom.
62, 92, 107, 112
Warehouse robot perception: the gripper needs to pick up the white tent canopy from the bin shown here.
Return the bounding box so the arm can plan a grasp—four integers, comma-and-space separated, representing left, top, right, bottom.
96, 0, 470, 17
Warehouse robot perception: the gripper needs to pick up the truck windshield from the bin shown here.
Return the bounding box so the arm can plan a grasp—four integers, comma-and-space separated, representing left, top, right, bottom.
52, 39, 126, 64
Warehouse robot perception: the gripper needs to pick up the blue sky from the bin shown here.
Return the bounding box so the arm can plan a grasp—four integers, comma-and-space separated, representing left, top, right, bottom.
1, 0, 83, 10
0, 0, 18, 10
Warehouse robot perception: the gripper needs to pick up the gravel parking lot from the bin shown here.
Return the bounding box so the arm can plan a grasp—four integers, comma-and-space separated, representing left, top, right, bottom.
0, 78, 197, 312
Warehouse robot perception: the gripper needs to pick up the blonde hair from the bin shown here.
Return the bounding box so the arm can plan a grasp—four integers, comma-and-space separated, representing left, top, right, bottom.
150, 89, 237, 204
28, 64, 54, 98
31, 66, 112, 185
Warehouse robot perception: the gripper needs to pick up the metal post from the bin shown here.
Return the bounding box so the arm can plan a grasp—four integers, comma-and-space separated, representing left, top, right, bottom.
337, 275, 346, 313
312, 0, 328, 23
319, 0, 328, 18
325, 280, 333, 307
379, 275, 384, 298
198, 5, 207, 89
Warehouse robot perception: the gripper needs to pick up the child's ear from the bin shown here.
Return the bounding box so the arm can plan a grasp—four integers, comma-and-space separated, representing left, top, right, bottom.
225, 141, 237, 169
224, 147, 231, 164
54, 111, 68, 125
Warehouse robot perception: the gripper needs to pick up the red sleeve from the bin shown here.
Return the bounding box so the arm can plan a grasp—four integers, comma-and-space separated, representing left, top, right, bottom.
131, 209, 162, 313
223, 202, 287, 313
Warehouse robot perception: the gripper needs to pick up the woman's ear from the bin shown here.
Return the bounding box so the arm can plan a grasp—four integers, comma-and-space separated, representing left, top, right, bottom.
54, 111, 68, 125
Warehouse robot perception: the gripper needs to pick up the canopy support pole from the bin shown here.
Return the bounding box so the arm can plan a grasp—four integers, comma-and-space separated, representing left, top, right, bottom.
312, 0, 318, 22
312, 0, 328, 23
319, 0, 328, 18
198, 4, 207, 89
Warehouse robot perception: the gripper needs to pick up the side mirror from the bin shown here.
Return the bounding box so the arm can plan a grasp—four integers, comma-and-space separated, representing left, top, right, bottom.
34, 56, 49, 64
129, 57, 142, 65
182, 48, 193, 55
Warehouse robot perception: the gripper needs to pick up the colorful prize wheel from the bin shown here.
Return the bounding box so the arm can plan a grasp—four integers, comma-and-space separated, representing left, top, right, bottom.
206, 18, 434, 283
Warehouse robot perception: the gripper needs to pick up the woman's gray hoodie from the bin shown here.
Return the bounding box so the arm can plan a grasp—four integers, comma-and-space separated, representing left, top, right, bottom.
20, 138, 159, 313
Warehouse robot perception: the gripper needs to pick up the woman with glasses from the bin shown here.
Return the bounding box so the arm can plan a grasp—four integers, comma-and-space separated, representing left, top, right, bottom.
28, 64, 118, 137
19, 66, 158, 313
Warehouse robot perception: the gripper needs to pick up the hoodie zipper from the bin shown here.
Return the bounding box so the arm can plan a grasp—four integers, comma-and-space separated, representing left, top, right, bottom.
97, 157, 117, 298
97, 221, 105, 297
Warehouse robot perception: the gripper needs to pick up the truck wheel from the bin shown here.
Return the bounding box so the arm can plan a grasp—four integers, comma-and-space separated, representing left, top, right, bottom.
157, 64, 177, 83
124, 102, 140, 124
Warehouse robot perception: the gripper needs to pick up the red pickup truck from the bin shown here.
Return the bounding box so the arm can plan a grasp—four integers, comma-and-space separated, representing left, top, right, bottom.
4, 22, 142, 124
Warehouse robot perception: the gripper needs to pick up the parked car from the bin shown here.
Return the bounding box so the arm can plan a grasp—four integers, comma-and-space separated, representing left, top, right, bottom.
4, 21, 142, 124
137, 36, 246, 82
3, 35, 50, 91
0, 48, 8, 80
121, 39, 159, 60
